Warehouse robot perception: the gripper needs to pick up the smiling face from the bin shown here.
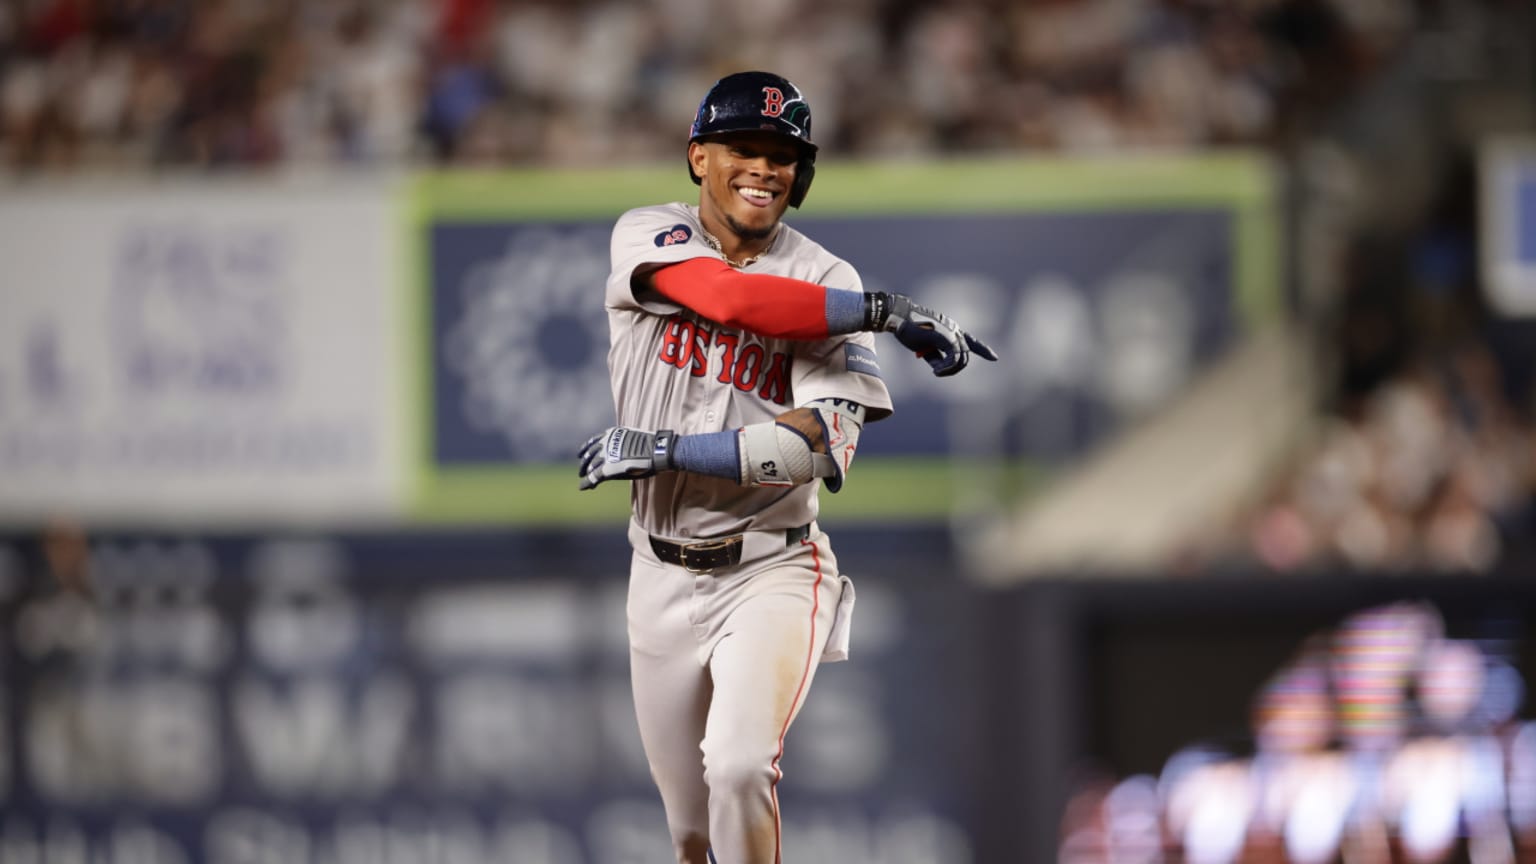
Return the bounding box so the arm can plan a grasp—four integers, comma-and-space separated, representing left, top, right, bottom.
688, 131, 803, 250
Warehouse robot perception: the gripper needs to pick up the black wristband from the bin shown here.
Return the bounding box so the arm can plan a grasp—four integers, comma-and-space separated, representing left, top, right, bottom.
653, 429, 676, 471
863, 291, 889, 332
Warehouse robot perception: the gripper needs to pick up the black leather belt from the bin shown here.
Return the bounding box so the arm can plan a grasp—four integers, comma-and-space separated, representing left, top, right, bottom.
649, 524, 812, 573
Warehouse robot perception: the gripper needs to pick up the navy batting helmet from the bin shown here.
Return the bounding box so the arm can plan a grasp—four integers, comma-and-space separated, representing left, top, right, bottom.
687, 71, 817, 208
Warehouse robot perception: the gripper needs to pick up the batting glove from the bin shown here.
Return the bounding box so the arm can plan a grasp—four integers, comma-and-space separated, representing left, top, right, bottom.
865, 292, 998, 377
578, 426, 676, 490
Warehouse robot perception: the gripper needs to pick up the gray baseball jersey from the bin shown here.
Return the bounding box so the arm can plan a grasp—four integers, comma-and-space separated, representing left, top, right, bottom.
605, 202, 893, 540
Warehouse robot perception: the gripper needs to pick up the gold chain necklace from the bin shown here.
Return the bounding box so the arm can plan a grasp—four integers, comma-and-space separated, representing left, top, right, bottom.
699, 224, 777, 269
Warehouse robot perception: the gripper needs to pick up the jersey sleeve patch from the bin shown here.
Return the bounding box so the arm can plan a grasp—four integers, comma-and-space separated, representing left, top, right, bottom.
654, 224, 693, 247
844, 343, 883, 379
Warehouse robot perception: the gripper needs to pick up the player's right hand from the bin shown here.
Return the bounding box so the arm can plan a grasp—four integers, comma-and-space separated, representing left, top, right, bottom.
578, 426, 675, 490
870, 292, 998, 377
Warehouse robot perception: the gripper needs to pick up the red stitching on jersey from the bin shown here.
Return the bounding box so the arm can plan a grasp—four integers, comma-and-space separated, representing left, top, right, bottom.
658, 317, 689, 367
714, 331, 739, 384
688, 321, 712, 378
756, 351, 791, 403
770, 537, 823, 864
733, 344, 764, 388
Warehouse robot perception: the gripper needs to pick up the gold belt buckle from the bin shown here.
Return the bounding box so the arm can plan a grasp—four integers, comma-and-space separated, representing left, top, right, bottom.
679, 536, 739, 573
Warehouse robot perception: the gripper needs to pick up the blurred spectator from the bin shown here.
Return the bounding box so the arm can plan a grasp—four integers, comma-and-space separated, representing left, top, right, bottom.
41, 516, 92, 598
3, 0, 1529, 575
1243, 349, 1532, 575
0, 0, 1459, 172
1061, 600, 1535, 863
1235, 150, 1536, 576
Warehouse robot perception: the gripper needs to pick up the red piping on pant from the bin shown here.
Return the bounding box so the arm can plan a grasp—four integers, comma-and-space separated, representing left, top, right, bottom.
767, 537, 823, 864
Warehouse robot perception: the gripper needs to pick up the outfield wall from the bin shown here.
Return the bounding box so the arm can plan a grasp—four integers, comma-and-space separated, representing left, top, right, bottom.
0, 155, 1278, 529
2, 529, 1533, 864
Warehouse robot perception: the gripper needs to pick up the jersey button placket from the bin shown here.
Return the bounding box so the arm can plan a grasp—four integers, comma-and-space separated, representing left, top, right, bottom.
704, 389, 728, 430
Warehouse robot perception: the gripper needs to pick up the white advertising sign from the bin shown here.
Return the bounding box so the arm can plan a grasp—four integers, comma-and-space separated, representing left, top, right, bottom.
1481, 138, 1536, 318
0, 178, 405, 525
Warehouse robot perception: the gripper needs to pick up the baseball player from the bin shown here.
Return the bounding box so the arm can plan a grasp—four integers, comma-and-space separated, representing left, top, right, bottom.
577, 71, 995, 864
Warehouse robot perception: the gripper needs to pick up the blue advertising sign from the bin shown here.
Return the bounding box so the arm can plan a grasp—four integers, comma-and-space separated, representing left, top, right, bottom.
0, 530, 985, 864
410, 158, 1274, 522
430, 223, 615, 465
428, 210, 1233, 465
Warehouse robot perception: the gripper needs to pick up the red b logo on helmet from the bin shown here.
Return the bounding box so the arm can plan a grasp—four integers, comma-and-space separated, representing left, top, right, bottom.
761, 87, 785, 118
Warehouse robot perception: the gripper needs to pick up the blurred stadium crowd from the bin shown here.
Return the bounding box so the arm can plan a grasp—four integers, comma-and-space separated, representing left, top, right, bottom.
1235, 145, 1536, 576
4, 3, 1536, 862
1, 0, 1532, 575
0, 0, 1488, 170
1244, 336, 1536, 576
1062, 600, 1536, 864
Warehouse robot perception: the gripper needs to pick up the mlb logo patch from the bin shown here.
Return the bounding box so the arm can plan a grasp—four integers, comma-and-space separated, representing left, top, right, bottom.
654, 224, 693, 247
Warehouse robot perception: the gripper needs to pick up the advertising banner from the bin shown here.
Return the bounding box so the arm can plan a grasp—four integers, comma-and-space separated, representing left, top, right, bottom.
411, 157, 1277, 523
0, 530, 984, 864
0, 156, 1276, 528
0, 180, 406, 526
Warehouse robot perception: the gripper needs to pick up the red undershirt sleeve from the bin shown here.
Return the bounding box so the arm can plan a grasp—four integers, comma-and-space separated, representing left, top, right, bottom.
649, 257, 845, 340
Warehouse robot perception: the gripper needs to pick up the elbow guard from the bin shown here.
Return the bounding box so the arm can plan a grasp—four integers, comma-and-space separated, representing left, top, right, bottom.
740, 422, 825, 487
739, 398, 865, 492
804, 397, 865, 492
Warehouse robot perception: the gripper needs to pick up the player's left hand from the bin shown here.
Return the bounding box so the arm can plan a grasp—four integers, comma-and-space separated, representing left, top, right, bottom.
874, 292, 999, 377
578, 426, 675, 490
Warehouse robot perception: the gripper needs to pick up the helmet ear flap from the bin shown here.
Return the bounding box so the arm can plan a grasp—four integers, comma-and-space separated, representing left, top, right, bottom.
788, 157, 814, 208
